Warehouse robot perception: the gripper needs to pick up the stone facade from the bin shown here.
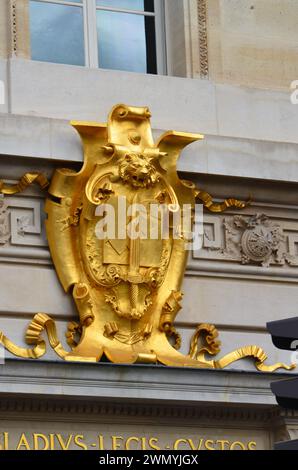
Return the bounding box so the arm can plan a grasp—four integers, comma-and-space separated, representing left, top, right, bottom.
206, 0, 298, 90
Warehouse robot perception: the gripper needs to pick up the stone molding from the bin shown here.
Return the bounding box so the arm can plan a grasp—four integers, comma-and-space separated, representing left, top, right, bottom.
197, 0, 208, 78
0, 359, 294, 406
9, 0, 17, 57
8, 0, 30, 59
0, 396, 279, 426
0, 192, 49, 265
192, 207, 298, 282
271, 408, 298, 443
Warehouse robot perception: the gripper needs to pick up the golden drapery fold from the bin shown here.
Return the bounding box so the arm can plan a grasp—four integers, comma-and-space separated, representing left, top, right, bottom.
189, 324, 295, 372
195, 188, 251, 213
0, 316, 294, 372
0, 313, 68, 360
0, 172, 49, 195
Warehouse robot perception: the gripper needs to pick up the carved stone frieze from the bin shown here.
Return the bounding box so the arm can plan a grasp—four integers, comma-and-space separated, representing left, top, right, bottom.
0, 195, 47, 248
226, 214, 286, 267
197, 0, 209, 78
0, 196, 9, 245
194, 212, 298, 269
9, 0, 17, 56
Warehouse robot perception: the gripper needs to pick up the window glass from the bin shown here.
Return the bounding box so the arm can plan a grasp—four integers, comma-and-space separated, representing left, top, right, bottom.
97, 10, 156, 73
96, 0, 154, 13
48, 0, 83, 2
30, 1, 85, 66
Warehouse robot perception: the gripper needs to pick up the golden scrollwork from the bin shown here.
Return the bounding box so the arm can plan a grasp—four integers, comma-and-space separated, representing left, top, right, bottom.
188, 324, 295, 372
104, 321, 152, 345
65, 321, 82, 348
0, 172, 49, 195
194, 188, 250, 213
0, 104, 293, 372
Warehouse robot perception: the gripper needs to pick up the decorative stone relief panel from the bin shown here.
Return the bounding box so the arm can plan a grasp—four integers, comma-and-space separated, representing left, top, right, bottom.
0, 196, 10, 245
225, 214, 291, 267
8, 0, 31, 59
192, 210, 298, 278
9, 198, 47, 247
0, 194, 49, 264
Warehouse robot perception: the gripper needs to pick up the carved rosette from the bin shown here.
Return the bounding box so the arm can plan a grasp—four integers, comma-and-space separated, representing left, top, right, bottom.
224, 214, 286, 267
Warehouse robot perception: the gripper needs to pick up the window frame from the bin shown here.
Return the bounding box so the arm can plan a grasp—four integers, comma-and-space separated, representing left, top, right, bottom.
29, 0, 167, 74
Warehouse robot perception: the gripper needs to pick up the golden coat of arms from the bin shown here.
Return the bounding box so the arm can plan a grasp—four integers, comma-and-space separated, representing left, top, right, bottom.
0, 104, 293, 372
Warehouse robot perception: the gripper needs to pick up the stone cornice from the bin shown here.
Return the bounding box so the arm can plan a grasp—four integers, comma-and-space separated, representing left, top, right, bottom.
0, 359, 295, 408
0, 398, 279, 426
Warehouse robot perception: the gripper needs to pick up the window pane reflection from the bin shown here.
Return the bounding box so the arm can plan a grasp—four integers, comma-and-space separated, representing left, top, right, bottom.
30, 1, 85, 66
96, 0, 154, 13
97, 10, 156, 73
